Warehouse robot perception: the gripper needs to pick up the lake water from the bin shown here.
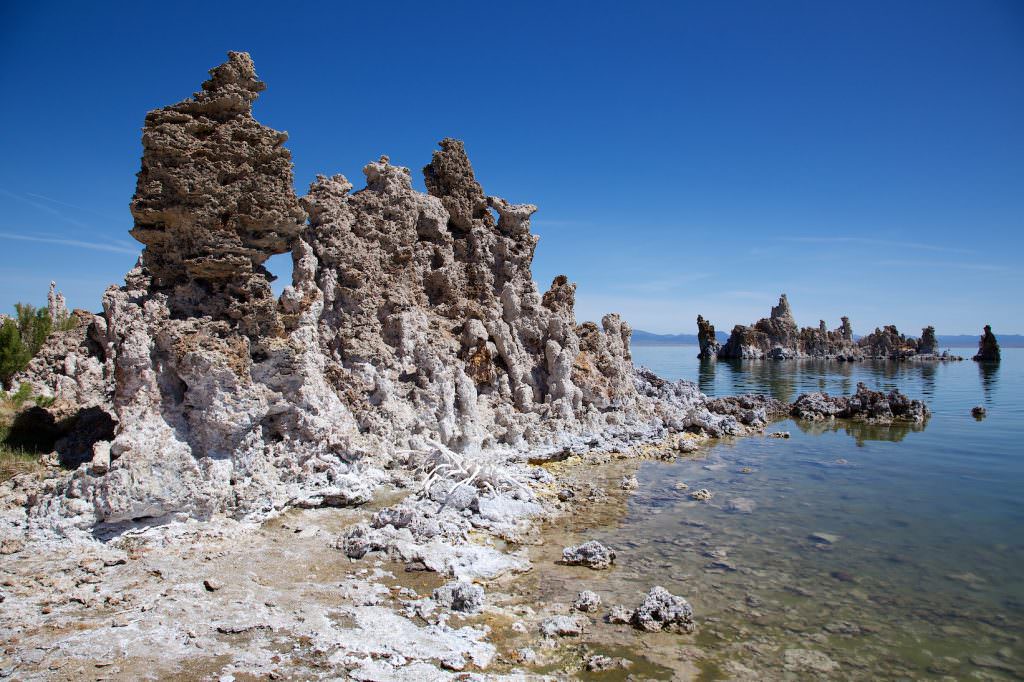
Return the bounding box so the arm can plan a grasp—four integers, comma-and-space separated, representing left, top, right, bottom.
508, 347, 1023, 679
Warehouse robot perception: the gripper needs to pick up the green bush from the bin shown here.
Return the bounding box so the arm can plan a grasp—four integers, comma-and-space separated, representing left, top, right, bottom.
0, 297, 74, 390
0, 320, 30, 391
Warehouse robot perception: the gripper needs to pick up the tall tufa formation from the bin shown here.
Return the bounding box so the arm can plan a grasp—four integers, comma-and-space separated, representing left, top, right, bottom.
696, 315, 719, 360
129, 51, 306, 337
47, 281, 68, 325
717, 294, 846, 360
10, 53, 758, 535
918, 326, 938, 355
973, 325, 1000, 363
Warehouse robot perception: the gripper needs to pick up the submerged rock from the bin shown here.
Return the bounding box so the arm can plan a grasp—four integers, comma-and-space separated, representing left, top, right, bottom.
972, 405, 987, 419
690, 488, 713, 502
562, 541, 616, 569
973, 325, 1001, 362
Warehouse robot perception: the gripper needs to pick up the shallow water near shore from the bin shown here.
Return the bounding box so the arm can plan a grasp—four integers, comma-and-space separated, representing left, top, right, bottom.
514, 347, 1024, 679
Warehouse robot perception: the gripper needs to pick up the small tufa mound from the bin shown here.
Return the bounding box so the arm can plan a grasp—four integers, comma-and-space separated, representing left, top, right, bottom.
562, 540, 616, 569
791, 382, 930, 424
971, 405, 987, 419
573, 590, 602, 613
627, 586, 695, 633
433, 580, 485, 614
690, 488, 713, 501
539, 614, 588, 638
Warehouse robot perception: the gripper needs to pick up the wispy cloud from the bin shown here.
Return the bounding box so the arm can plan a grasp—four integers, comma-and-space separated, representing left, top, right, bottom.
0, 231, 138, 255
875, 259, 1010, 272
782, 236, 974, 255
0, 188, 137, 250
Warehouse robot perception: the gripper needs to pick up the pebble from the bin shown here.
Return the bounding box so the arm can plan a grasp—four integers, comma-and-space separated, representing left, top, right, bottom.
690, 489, 713, 502
203, 579, 224, 592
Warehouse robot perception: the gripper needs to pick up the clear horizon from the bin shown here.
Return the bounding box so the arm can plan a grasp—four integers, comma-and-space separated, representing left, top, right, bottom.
1, 1, 1021, 336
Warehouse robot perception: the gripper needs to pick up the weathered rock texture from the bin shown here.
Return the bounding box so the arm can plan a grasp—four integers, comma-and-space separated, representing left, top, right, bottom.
716, 295, 857, 360
972, 325, 1000, 363
696, 315, 719, 360
129, 51, 306, 338
709, 295, 957, 361
6, 53, 764, 537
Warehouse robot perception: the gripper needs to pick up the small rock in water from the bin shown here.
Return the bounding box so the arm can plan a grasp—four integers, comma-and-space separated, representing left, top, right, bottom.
539, 614, 588, 637
573, 590, 602, 613
690, 488, 714, 502
830, 571, 856, 583
677, 438, 700, 453
768, 431, 791, 438
585, 654, 632, 672
605, 605, 633, 624
562, 541, 616, 569
619, 475, 639, 491
808, 532, 839, 545
674, 481, 689, 491
432, 580, 484, 613
972, 405, 987, 419
630, 586, 695, 633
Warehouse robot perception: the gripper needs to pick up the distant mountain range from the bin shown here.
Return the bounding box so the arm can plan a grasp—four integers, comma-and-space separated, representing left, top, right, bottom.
632, 329, 1024, 348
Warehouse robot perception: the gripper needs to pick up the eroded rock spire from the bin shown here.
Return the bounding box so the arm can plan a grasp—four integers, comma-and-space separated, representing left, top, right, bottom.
129, 50, 305, 336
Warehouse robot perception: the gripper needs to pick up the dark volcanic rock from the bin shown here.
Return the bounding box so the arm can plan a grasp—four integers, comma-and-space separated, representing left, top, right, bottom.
791, 382, 930, 424
973, 325, 1001, 363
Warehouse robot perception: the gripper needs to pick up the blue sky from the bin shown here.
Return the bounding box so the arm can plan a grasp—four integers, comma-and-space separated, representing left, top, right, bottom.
1, 1, 1021, 335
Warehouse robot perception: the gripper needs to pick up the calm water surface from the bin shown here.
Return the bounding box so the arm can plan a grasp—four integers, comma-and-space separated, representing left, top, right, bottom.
518, 347, 1023, 679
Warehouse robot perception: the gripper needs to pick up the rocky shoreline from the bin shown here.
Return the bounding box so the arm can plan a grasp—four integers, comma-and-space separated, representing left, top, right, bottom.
0, 51, 952, 680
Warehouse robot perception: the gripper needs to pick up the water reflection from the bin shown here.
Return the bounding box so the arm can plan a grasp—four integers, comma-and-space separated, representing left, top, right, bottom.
696, 358, 716, 395
979, 361, 1000, 404
792, 415, 926, 445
